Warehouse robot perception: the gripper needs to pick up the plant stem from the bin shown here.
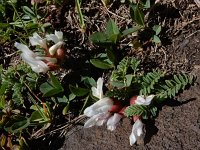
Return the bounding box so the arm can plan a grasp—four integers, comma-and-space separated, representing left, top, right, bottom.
75, 0, 85, 30
23, 81, 43, 104
79, 96, 89, 115
28, 93, 47, 120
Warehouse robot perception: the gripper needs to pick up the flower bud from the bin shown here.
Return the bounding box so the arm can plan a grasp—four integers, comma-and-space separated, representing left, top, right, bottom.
55, 48, 65, 60
47, 62, 59, 70
130, 96, 137, 105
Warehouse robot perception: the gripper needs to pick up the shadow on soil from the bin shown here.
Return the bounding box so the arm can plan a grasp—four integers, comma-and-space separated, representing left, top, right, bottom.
29, 134, 65, 150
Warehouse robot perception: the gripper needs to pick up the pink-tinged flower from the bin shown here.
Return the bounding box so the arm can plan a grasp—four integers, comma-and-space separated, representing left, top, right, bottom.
107, 113, 123, 131
129, 119, 145, 146
46, 31, 65, 55
84, 78, 124, 130
91, 77, 104, 99
29, 32, 47, 49
135, 95, 155, 105
14, 42, 49, 73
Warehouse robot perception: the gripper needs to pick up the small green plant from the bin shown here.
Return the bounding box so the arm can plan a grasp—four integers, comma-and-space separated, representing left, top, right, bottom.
90, 19, 142, 70
129, 0, 162, 44
0, 64, 40, 149
107, 57, 194, 118
0, 63, 72, 148
0, 0, 50, 43
83, 56, 194, 145
89, 0, 162, 70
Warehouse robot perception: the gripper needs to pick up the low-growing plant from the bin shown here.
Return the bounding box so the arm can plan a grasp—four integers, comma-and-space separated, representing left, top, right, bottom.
0, 63, 77, 149
0, 0, 51, 43
107, 57, 193, 117
90, 19, 142, 69
89, 0, 162, 70
83, 56, 194, 145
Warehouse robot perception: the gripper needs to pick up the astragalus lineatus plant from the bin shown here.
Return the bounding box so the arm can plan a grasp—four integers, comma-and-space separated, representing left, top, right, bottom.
15, 31, 65, 73
83, 57, 194, 146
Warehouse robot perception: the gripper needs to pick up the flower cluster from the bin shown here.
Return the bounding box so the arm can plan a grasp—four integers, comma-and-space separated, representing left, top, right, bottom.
84, 78, 124, 131
128, 95, 154, 145
83, 77, 155, 146
15, 31, 65, 73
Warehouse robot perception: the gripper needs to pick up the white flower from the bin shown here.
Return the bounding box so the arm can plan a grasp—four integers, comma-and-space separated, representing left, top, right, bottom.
35, 56, 57, 63
84, 77, 123, 130
84, 112, 111, 128
29, 32, 47, 49
46, 30, 65, 55
84, 97, 113, 117
91, 77, 104, 99
46, 30, 63, 43
135, 95, 155, 105
129, 119, 145, 146
15, 42, 49, 73
107, 113, 122, 131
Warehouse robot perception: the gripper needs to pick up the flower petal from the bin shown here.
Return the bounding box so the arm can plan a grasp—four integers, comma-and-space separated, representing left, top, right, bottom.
46, 34, 59, 43
84, 115, 98, 128
49, 41, 64, 55
15, 42, 35, 56
107, 113, 122, 131
29, 33, 47, 49
96, 112, 111, 126
91, 77, 104, 99
15, 42, 49, 73
22, 55, 49, 73
145, 95, 155, 104
135, 95, 153, 106
129, 119, 145, 146
55, 30, 63, 41
129, 132, 137, 146
84, 112, 110, 128
35, 57, 57, 63
135, 95, 146, 105
84, 97, 113, 117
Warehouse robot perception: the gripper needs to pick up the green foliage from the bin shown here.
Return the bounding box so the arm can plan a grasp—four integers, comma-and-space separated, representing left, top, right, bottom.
90, 58, 114, 69
156, 74, 194, 101
125, 104, 147, 117
108, 57, 194, 118
40, 73, 64, 97
69, 85, 90, 96
75, 0, 85, 30
90, 17, 143, 70
125, 104, 157, 119
130, 3, 145, 27
90, 19, 121, 46
106, 87, 133, 101
140, 70, 165, 96
0, 0, 51, 43
0, 64, 39, 106
111, 57, 140, 87
122, 26, 143, 37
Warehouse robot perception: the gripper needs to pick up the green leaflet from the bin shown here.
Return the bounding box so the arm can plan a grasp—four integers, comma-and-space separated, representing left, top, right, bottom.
140, 70, 165, 96
156, 74, 194, 102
